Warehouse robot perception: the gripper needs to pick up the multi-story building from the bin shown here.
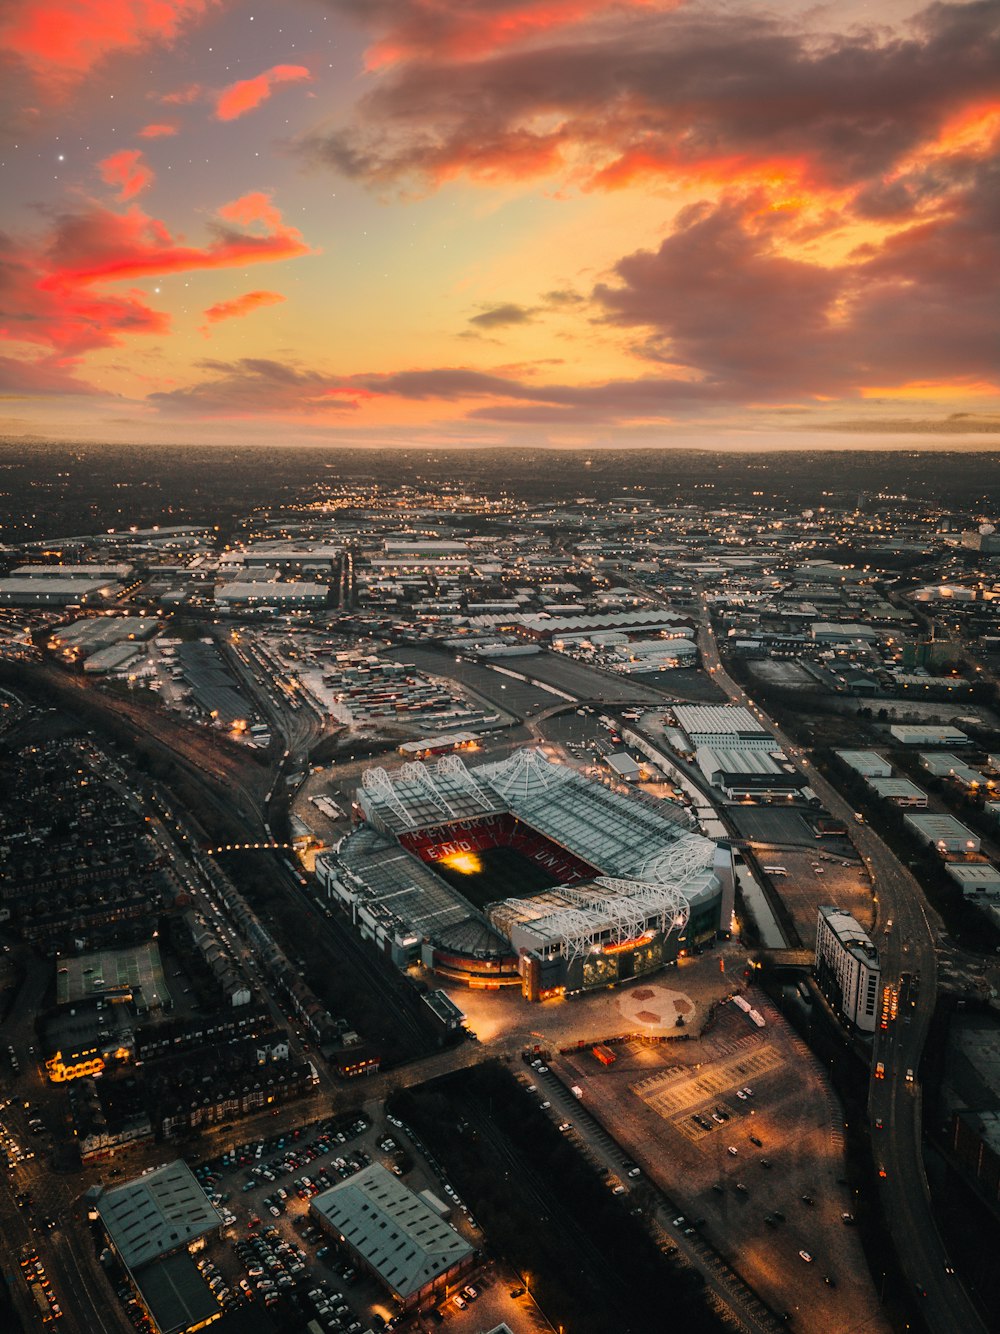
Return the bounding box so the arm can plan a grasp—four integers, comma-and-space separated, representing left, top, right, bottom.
815, 906, 880, 1034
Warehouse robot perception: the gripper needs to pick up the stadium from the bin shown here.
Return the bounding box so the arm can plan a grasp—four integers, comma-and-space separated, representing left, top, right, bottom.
315, 749, 733, 1001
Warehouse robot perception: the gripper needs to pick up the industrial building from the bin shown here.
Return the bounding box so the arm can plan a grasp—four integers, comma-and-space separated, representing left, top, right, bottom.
903, 813, 981, 855
672, 704, 773, 752
866, 776, 928, 808
92, 1160, 223, 1334
316, 748, 730, 1001
889, 724, 969, 746
814, 906, 880, 1034
695, 746, 805, 801
834, 750, 893, 778
310, 1163, 474, 1311
215, 580, 329, 608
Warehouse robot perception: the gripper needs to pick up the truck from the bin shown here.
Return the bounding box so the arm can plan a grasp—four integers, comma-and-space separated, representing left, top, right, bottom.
570, 1085, 583, 1099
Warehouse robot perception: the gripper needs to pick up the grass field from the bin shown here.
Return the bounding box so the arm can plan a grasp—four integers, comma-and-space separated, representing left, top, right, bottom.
433, 843, 561, 910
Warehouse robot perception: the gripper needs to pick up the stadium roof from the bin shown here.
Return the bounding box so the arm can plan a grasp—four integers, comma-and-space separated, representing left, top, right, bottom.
311, 1164, 473, 1301
97, 1161, 222, 1269
356, 749, 719, 961
334, 827, 510, 957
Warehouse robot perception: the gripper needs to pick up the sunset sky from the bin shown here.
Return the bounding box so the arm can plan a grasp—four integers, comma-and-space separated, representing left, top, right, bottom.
1, 0, 998, 448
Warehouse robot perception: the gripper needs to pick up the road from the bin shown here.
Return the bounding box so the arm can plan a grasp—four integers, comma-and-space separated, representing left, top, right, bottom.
696, 594, 986, 1334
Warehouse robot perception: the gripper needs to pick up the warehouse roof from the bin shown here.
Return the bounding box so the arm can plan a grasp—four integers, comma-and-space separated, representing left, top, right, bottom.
311, 1164, 472, 1301
97, 1161, 221, 1269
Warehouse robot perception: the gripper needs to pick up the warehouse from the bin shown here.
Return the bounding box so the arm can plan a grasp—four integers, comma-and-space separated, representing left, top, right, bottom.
215, 580, 329, 608
834, 750, 893, 778
866, 776, 928, 808
93, 1160, 223, 1334
903, 812, 981, 854
919, 753, 990, 789
695, 746, 805, 801
673, 704, 773, 752
0, 576, 120, 606
889, 724, 969, 746
310, 1163, 474, 1310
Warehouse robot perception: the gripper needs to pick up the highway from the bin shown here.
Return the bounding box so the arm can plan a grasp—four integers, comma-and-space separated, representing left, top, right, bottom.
695, 594, 986, 1334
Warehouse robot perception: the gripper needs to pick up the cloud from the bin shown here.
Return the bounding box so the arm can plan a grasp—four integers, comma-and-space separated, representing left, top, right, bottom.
0, 353, 100, 396
304, 3, 1000, 196
150, 358, 366, 414
201, 289, 286, 329
468, 302, 536, 328
0, 192, 313, 396
98, 149, 154, 201
0, 0, 215, 84
160, 83, 203, 105
215, 64, 311, 121
336, 0, 669, 67
137, 123, 179, 139
593, 197, 845, 398
43, 191, 312, 290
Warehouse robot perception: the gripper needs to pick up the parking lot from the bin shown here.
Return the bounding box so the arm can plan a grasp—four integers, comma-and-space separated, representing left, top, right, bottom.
122, 1103, 533, 1334
757, 848, 873, 947
551, 1002, 886, 1333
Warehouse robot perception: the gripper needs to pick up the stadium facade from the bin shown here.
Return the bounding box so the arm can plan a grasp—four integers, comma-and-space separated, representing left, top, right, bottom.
315, 749, 733, 1001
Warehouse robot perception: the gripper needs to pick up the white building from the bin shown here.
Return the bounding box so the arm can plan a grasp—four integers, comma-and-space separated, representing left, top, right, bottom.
815, 907, 880, 1034
835, 750, 892, 778
673, 704, 773, 751
866, 776, 928, 808
903, 812, 981, 855
889, 724, 969, 746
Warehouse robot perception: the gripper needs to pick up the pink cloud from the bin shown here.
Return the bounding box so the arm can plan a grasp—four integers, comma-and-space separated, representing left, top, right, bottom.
0, 0, 215, 83
99, 149, 154, 201
215, 64, 311, 122
137, 123, 178, 138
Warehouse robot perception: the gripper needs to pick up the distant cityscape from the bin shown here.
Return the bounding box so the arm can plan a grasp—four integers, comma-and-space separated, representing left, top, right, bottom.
1, 446, 1000, 1334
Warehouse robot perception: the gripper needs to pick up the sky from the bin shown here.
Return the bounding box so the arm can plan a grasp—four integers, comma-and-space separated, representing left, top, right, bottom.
1, 0, 998, 449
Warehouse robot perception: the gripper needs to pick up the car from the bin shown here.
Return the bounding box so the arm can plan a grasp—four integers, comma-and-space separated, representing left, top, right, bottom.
736, 1090, 748, 1101
558, 1122, 571, 1132
799, 1251, 813, 1263
749, 1135, 762, 1147
463, 1285, 478, 1300
538, 1065, 548, 1073
875, 1061, 885, 1079
875, 1116, 883, 1130
628, 1167, 641, 1178
841, 1212, 855, 1224
801, 1195, 815, 1206
759, 1159, 771, 1169
906, 1068, 914, 1083
742, 1086, 753, 1097
727, 1146, 738, 1156
453, 1295, 467, 1310
612, 1184, 626, 1195
735, 1183, 748, 1194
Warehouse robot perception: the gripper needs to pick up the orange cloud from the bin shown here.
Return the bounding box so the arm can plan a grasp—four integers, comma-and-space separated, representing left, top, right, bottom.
0, 192, 312, 382
202, 289, 286, 328
215, 64, 311, 121
0, 0, 214, 83
99, 149, 154, 200
137, 123, 178, 138
45, 192, 312, 289
364, 0, 666, 69
859, 379, 1000, 401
